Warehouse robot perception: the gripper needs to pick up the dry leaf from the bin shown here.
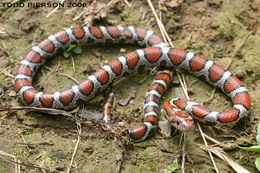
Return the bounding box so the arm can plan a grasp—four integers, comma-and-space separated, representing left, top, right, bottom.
8, 91, 16, 97
84, 0, 107, 26
164, 0, 184, 8
84, 0, 118, 26
198, 144, 250, 173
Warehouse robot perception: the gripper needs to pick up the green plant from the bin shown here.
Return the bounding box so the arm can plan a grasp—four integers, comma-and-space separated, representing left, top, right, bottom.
164, 160, 178, 173
63, 44, 82, 58
238, 123, 260, 171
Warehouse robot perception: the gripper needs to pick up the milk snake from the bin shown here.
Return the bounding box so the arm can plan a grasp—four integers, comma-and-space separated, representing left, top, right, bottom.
102, 70, 195, 142
15, 26, 251, 142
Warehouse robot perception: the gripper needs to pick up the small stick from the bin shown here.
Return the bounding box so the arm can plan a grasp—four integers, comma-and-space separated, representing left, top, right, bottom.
66, 121, 81, 173
116, 140, 125, 173
14, 141, 54, 146
2, 106, 75, 119
73, 11, 86, 21
1, 66, 14, 78
20, 133, 30, 151
146, 0, 174, 47
0, 155, 49, 171
181, 133, 186, 173
176, 72, 189, 99
203, 132, 222, 146
123, 0, 131, 7
59, 73, 79, 84
71, 56, 76, 72
201, 89, 216, 105
1, 40, 7, 48
146, 0, 167, 43
0, 150, 21, 173
226, 31, 253, 69
197, 123, 219, 173
46, 0, 65, 18
138, 67, 157, 84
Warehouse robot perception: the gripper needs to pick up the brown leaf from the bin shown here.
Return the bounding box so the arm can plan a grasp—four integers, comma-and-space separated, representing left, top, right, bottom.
83, 0, 118, 26
8, 91, 16, 97
164, 0, 184, 8
84, 0, 108, 26
198, 144, 251, 173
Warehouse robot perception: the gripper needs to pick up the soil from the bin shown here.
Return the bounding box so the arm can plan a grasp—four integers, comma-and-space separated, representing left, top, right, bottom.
0, 0, 260, 172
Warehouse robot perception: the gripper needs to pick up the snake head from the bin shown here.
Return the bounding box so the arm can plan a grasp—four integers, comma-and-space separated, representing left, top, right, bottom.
162, 100, 194, 131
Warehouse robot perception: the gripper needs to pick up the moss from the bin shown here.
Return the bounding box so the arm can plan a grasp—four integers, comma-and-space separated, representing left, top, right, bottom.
40, 150, 57, 172
192, 40, 204, 51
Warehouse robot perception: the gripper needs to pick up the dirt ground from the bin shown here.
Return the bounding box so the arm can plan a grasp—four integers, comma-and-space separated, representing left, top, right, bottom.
0, 0, 260, 172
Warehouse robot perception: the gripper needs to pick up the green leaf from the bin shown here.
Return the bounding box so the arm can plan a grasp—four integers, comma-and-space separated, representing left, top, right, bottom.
256, 123, 260, 145
63, 50, 70, 58
67, 45, 76, 52
238, 145, 260, 152
164, 160, 178, 173
255, 155, 260, 171
72, 46, 82, 54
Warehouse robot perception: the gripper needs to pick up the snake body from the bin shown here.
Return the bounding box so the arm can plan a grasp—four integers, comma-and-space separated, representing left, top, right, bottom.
15, 26, 251, 141
102, 70, 195, 142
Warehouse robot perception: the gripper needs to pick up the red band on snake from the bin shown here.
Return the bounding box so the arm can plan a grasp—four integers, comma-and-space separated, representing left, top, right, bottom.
102, 87, 123, 137
102, 70, 195, 142
15, 26, 251, 142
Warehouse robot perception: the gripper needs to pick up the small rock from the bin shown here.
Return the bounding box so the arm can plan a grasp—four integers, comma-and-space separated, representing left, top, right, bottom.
79, 111, 103, 121
56, 163, 65, 171
120, 48, 126, 53
158, 119, 171, 137
116, 153, 122, 161
8, 91, 16, 97
118, 122, 125, 126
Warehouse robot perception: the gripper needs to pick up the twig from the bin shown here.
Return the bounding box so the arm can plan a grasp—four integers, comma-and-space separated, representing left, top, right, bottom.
1, 40, 7, 48
73, 11, 86, 21
14, 141, 54, 146
106, 0, 119, 7
202, 133, 236, 150
146, 0, 167, 44
0, 66, 14, 78
71, 55, 76, 72
20, 132, 30, 151
1, 106, 75, 119
226, 31, 253, 69
39, 163, 47, 173
138, 67, 157, 84
46, 0, 65, 18
184, 151, 194, 164
181, 133, 186, 173
176, 72, 189, 99
146, 0, 174, 47
123, 0, 131, 7
59, 73, 79, 84
198, 144, 250, 173
0, 155, 49, 171
66, 121, 81, 173
197, 123, 219, 173
201, 89, 216, 105
62, 132, 96, 137
116, 140, 125, 173
0, 149, 20, 173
